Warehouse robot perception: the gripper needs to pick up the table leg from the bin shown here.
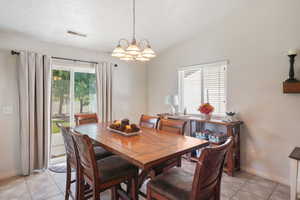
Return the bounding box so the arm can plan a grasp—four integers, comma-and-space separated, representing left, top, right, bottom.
226, 126, 234, 176
290, 159, 298, 200
186, 120, 193, 161
138, 168, 151, 189
136, 168, 152, 199
124, 169, 149, 200
226, 149, 234, 176
235, 126, 241, 170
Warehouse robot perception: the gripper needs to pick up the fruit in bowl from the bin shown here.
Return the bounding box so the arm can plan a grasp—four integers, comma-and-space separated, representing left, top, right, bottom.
109, 120, 121, 130
121, 119, 130, 126
130, 124, 139, 132
109, 119, 140, 133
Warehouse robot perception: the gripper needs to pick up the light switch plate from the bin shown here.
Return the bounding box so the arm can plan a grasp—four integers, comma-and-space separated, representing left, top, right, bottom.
2, 105, 13, 114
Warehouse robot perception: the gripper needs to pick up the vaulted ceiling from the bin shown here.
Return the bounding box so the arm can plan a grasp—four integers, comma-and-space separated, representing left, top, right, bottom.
0, 0, 247, 53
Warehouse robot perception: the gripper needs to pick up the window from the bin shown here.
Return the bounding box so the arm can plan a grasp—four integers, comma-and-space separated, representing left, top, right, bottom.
178, 61, 227, 115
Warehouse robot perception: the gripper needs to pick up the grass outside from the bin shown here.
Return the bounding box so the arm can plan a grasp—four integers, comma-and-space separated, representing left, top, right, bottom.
52, 119, 70, 134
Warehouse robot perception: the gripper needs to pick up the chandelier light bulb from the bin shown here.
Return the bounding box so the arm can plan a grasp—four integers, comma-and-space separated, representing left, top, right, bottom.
142, 46, 156, 58
136, 54, 150, 61
112, 45, 126, 58
120, 54, 134, 61
126, 40, 141, 56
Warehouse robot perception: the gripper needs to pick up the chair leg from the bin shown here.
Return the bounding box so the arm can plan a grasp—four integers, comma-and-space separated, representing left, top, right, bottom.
76, 169, 85, 200
93, 188, 100, 200
130, 175, 138, 200
177, 157, 182, 167
126, 179, 132, 195
65, 161, 71, 200
149, 169, 156, 179
214, 181, 221, 200
147, 183, 151, 200
111, 185, 119, 200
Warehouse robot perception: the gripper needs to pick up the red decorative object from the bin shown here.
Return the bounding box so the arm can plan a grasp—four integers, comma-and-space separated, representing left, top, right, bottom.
198, 103, 214, 115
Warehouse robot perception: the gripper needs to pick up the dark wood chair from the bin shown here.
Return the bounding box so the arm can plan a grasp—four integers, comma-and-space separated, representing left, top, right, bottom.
150, 119, 187, 177
139, 114, 160, 129
147, 137, 233, 200
74, 112, 113, 153
74, 113, 99, 126
158, 118, 187, 135
57, 123, 113, 200
57, 124, 78, 200
71, 130, 139, 200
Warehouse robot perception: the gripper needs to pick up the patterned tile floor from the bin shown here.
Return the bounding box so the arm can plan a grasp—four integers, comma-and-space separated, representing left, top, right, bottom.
0, 159, 290, 200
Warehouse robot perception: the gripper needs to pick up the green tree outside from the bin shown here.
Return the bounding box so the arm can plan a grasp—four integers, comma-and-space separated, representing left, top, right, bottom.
74, 72, 96, 113
52, 70, 70, 116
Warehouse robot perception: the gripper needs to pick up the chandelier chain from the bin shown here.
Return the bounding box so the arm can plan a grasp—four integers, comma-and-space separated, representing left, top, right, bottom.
133, 0, 136, 40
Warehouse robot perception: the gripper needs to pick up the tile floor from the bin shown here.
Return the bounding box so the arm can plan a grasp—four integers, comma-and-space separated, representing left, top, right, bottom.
0, 159, 290, 200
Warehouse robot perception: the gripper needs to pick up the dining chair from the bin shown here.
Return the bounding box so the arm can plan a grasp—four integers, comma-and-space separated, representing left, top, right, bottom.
57, 123, 113, 200
158, 118, 187, 135
74, 112, 113, 153
150, 119, 188, 177
71, 129, 139, 200
57, 124, 78, 200
147, 137, 233, 200
139, 114, 160, 129
74, 113, 99, 126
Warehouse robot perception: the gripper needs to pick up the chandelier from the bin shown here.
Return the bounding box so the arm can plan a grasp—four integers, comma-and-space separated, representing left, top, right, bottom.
111, 0, 156, 62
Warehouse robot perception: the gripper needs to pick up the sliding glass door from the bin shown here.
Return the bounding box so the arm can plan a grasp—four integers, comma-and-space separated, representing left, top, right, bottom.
50, 63, 96, 160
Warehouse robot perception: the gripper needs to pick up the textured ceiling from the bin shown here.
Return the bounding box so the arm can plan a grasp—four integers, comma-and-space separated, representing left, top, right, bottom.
0, 0, 246, 53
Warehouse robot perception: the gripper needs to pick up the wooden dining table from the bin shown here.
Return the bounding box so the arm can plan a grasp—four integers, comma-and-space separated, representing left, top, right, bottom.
74, 122, 209, 195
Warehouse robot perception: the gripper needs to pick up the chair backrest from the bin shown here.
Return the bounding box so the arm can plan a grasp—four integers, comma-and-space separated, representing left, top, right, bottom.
71, 130, 99, 183
191, 137, 233, 200
158, 119, 187, 135
74, 113, 98, 126
56, 123, 76, 165
139, 114, 160, 129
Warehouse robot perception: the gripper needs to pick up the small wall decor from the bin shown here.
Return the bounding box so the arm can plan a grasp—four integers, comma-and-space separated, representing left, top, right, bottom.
286, 49, 298, 82
283, 49, 300, 93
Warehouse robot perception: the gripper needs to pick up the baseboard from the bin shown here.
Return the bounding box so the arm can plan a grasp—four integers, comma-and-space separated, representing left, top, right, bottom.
0, 165, 289, 186
0, 169, 20, 181
241, 167, 289, 186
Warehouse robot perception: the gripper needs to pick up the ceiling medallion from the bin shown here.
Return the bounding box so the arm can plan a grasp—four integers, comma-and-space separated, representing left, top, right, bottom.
112, 0, 156, 62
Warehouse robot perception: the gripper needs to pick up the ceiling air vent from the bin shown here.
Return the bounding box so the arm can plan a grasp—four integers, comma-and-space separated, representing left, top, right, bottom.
67, 30, 87, 37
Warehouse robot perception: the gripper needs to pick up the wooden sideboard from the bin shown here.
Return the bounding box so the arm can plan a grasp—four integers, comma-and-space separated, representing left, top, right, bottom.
166, 115, 243, 176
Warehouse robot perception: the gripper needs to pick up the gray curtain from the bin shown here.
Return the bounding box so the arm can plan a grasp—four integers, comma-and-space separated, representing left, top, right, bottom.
95, 62, 113, 123
18, 51, 52, 175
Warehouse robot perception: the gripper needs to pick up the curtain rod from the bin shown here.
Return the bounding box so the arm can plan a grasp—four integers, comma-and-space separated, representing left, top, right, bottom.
11, 50, 100, 65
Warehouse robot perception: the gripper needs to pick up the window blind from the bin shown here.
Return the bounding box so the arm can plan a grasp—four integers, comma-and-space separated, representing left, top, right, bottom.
182, 69, 202, 114
179, 61, 227, 115
203, 65, 226, 114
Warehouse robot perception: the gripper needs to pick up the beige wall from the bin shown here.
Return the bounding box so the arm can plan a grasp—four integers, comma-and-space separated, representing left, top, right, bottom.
147, 0, 300, 184
0, 32, 147, 179
0, 50, 19, 178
